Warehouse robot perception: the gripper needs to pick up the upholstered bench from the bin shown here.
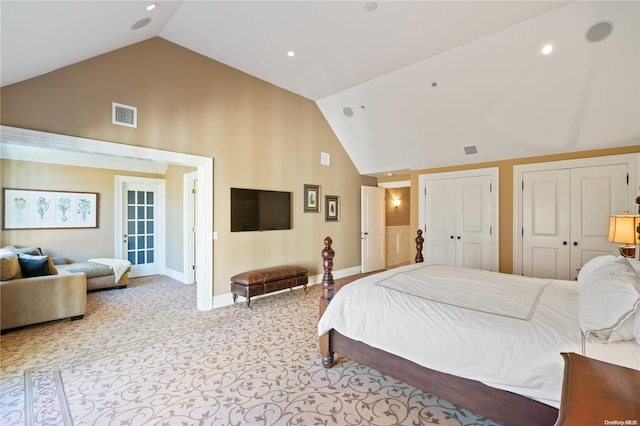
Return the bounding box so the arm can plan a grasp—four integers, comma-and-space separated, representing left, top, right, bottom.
230, 265, 308, 307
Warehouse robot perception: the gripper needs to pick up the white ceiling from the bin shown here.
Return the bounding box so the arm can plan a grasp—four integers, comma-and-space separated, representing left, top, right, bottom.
1, 1, 639, 176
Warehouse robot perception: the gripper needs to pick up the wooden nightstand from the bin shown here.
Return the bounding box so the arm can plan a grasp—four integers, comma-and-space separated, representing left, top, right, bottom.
554, 352, 640, 426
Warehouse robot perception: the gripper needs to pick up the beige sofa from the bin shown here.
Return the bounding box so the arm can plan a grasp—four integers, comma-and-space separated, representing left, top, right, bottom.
0, 247, 87, 333
56, 260, 130, 291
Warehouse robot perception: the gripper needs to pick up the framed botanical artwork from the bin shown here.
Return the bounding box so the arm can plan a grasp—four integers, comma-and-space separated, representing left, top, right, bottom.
3, 188, 99, 229
304, 184, 320, 213
325, 195, 339, 221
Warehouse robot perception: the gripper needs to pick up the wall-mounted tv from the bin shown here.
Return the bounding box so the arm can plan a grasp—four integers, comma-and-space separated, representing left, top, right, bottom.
231, 188, 292, 232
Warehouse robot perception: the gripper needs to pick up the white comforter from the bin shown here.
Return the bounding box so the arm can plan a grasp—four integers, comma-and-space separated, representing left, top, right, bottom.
318, 263, 639, 408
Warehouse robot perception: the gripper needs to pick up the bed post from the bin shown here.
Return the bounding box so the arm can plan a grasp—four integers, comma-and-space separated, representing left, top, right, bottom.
319, 236, 335, 368
415, 229, 424, 263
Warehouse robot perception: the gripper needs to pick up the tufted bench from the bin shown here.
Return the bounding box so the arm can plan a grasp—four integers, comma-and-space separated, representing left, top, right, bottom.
230, 265, 308, 307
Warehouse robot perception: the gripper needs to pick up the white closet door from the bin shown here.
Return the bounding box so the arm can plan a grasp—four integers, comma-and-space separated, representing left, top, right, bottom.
522, 163, 628, 280
424, 179, 456, 265
522, 169, 571, 279
456, 175, 493, 270
570, 164, 628, 277
425, 176, 493, 270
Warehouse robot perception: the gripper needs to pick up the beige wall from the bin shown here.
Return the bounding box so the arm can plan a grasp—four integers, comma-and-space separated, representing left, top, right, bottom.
385, 187, 410, 227
409, 146, 640, 273
164, 164, 197, 272
1, 159, 164, 261
1, 37, 367, 297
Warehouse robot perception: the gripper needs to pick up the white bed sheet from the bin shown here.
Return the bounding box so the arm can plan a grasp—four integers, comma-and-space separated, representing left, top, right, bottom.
317, 263, 640, 408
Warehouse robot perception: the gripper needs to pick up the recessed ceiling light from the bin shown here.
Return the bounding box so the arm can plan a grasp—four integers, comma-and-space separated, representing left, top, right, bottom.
542, 44, 554, 55
146, 3, 157, 11
287, 50, 295, 57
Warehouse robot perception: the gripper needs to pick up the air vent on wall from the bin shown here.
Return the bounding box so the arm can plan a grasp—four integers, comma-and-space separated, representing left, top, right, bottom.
464, 145, 478, 155
112, 102, 137, 128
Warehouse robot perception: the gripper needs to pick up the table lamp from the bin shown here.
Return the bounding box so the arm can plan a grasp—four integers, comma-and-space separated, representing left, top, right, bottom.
608, 211, 640, 258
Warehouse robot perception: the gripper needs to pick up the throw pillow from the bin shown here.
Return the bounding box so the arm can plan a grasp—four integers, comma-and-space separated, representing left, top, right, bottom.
17, 254, 55, 278
0, 249, 20, 280
14, 247, 43, 256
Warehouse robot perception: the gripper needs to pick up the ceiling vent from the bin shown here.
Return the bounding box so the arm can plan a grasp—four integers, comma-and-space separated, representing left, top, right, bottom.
112, 102, 137, 128
464, 145, 478, 155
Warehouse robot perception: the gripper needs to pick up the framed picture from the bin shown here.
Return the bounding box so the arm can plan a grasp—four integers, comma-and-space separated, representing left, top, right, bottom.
3, 188, 99, 229
325, 195, 339, 221
304, 184, 320, 213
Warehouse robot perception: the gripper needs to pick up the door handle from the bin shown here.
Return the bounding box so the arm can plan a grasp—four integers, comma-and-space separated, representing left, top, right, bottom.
457, 236, 461, 240
573, 241, 578, 246
563, 241, 567, 246
450, 235, 454, 239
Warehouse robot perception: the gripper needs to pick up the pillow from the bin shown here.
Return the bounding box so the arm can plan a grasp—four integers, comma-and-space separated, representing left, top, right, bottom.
577, 255, 617, 282
0, 249, 21, 280
13, 247, 43, 256
17, 254, 56, 278
626, 258, 640, 276
578, 256, 640, 342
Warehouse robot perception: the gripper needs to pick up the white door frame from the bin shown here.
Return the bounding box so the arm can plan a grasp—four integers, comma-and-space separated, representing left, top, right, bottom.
418, 167, 499, 271
115, 176, 166, 277
513, 153, 638, 275
0, 125, 214, 310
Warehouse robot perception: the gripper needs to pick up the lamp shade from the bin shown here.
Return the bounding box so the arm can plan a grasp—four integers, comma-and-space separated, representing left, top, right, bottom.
608, 211, 640, 244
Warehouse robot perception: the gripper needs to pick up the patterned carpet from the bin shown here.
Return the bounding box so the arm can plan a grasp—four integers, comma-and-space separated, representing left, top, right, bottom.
0, 275, 500, 426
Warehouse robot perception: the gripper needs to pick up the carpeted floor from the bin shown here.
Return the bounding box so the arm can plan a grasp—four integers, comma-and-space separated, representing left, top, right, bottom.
0, 274, 500, 426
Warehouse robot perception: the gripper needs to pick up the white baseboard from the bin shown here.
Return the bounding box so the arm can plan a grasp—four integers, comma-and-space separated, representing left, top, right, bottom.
162, 267, 191, 284
212, 265, 362, 309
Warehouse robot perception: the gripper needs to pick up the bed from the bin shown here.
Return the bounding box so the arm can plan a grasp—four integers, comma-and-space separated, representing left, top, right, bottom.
317, 235, 640, 426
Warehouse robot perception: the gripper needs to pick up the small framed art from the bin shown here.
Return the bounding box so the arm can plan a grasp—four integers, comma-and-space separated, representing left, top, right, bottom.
304, 184, 320, 213
325, 195, 339, 221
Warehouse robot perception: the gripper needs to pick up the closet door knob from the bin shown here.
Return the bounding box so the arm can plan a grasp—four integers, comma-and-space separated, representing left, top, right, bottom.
563, 241, 567, 246
450, 235, 454, 239
573, 241, 578, 246
457, 236, 461, 240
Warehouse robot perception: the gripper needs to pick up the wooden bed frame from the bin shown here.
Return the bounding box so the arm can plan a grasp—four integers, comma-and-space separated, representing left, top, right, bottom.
318, 235, 559, 426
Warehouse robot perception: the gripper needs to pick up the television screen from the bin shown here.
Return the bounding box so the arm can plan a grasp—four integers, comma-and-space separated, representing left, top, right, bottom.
231, 188, 292, 232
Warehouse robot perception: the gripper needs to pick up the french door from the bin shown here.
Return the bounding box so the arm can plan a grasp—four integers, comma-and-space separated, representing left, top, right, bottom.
116, 176, 165, 277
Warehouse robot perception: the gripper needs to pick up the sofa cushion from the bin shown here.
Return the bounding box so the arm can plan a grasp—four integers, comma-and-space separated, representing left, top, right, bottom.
18, 254, 57, 278
0, 249, 21, 281
13, 247, 43, 256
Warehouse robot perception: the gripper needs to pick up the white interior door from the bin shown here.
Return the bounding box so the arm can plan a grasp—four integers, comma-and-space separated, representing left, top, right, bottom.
424, 179, 456, 265
118, 177, 165, 278
424, 175, 494, 270
361, 186, 386, 273
522, 163, 628, 280
456, 175, 493, 270
184, 172, 197, 284
570, 164, 629, 276
522, 169, 571, 279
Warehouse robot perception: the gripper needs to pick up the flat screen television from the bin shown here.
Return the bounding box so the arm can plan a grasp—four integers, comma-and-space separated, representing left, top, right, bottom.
231, 188, 292, 232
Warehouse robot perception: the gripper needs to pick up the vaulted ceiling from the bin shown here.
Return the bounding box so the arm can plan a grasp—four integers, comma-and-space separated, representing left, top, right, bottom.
2, 1, 638, 176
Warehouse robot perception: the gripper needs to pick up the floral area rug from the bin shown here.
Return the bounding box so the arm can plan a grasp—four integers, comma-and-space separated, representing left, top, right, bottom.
2, 275, 500, 426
